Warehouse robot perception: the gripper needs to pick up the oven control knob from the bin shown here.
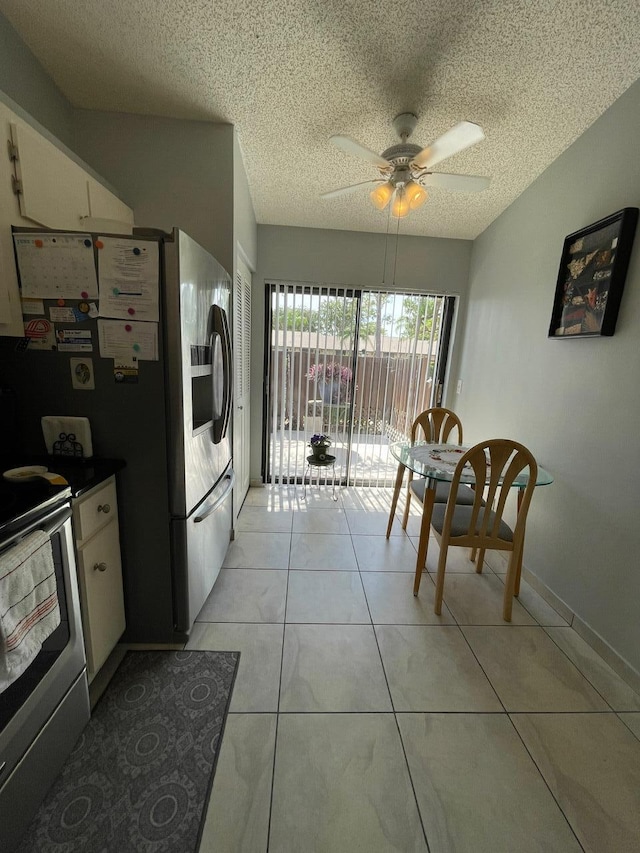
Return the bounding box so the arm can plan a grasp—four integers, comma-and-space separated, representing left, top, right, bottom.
94, 562, 108, 572
97, 504, 111, 514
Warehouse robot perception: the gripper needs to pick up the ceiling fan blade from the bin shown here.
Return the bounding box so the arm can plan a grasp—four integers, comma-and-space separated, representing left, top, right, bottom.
320, 180, 383, 200
330, 135, 391, 169
411, 121, 485, 170
421, 173, 491, 192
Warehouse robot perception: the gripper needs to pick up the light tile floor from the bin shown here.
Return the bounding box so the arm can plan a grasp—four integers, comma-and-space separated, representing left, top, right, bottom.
190, 485, 640, 853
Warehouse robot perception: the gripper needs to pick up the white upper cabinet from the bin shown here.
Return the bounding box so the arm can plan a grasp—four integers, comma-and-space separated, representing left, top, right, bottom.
0, 100, 134, 336
10, 119, 91, 227
0, 103, 28, 334
84, 177, 135, 232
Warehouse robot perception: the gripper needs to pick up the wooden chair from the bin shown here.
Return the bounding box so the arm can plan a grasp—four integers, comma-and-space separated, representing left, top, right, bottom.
401, 407, 476, 532
414, 438, 538, 622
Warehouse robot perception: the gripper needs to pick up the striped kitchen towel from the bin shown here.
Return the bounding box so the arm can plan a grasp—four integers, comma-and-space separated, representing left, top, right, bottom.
0, 530, 60, 693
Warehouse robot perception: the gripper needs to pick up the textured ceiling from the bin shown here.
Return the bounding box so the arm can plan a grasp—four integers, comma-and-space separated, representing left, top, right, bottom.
2, 0, 640, 239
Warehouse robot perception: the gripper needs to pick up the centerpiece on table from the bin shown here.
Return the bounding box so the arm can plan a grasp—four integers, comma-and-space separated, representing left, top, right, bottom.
309, 433, 332, 461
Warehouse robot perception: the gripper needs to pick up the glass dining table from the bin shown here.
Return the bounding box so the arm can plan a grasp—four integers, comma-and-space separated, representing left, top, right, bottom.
385, 441, 554, 576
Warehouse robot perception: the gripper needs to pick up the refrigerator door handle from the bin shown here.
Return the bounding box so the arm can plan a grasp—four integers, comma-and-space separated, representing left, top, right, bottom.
211, 304, 233, 444
211, 330, 224, 420
194, 470, 235, 523
221, 307, 233, 434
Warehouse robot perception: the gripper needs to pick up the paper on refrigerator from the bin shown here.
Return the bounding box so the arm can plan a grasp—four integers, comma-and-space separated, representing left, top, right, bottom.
97, 236, 159, 321
98, 319, 158, 361
13, 233, 98, 299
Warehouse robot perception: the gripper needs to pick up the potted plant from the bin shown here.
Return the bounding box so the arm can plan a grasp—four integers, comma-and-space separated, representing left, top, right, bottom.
306, 362, 353, 405
309, 433, 332, 461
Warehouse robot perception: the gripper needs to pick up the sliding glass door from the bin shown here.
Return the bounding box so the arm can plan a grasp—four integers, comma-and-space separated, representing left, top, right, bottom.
265, 283, 455, 487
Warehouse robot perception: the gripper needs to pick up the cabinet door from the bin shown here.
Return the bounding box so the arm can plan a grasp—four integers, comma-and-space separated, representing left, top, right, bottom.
86, 177, 134, 226
0, 104, 33, 333
1, 101, 132, 336
76, 519, 126, 677
10, 121, 91, 228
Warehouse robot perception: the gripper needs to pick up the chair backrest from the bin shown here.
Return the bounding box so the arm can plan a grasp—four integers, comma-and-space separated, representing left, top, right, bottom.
411, 407, 463, 444
441, 439, 538, 548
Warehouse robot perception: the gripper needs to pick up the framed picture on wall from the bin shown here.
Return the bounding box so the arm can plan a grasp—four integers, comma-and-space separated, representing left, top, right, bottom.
548, 207, 638, 338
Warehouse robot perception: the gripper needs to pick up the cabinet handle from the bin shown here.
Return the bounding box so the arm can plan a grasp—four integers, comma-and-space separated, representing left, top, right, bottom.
97, 504, 111, 514
94, 562, 108, 572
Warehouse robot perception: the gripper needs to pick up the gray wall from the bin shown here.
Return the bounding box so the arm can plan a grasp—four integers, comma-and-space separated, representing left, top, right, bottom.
0, 330, 176, 642
252, 224, 473, 479
456, 78, 640, 674
0, 11, 123, 200
74, 111, 236, 275
0, 11, 74, 147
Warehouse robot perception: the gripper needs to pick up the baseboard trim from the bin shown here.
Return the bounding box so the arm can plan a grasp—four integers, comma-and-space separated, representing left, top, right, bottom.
522, 566, 640, 695
570, 615, 640, 697
521, 566, 574, 624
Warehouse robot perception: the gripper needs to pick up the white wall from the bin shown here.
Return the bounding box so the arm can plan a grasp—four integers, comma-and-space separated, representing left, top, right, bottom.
252, 224, 473, 480
457, 78, 640, 674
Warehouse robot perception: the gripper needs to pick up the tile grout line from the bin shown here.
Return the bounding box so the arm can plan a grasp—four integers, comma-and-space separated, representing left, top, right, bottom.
455, 596, 589, 851
616, 712, 640, 741
541, 625, 639, 713
236, 490, 633, 851
264, 523, 294, 853
457, 625, 517, 715
504, 712, 588, 852
356, 528, 432, 853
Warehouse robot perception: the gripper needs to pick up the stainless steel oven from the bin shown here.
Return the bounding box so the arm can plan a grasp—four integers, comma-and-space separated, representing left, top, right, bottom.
0, 487, 90, 852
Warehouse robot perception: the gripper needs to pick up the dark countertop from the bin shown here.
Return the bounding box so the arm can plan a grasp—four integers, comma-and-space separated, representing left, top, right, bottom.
1, 456, 126, 499
46, 457, 126, 499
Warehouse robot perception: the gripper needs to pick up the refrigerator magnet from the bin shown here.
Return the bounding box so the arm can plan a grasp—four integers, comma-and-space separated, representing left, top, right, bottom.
70, 357, 95, 391
49, 306, 77, 323
21, 297, 45, 316
113, 351, 139, 384
73, 304, 91, 322
23, 318, 56, 350
56, 329, 93, 352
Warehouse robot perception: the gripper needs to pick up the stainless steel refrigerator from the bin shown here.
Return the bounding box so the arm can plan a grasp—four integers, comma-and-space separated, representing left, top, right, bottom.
3, 227, 234, 640
161, 228, 233, 633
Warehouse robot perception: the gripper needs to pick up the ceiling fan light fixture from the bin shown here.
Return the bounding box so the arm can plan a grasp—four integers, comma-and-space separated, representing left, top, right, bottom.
391, 188, 410, 218
326, 115, 489, 216
370, 181, 394, 210
405, 180, 428, 210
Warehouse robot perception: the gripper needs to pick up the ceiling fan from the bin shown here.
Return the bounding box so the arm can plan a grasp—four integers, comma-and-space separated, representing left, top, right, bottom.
322, 113, 490, 217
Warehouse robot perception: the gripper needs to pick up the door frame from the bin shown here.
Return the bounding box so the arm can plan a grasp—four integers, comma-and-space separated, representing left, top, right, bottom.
262, 281, 457, 486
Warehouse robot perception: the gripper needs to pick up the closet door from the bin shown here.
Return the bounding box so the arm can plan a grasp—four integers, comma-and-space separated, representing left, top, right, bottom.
233, 256, 252, 516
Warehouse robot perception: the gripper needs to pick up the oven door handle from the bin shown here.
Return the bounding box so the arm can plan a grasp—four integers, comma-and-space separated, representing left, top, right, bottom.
0, 503, 72, 564
39, 506, 72, 537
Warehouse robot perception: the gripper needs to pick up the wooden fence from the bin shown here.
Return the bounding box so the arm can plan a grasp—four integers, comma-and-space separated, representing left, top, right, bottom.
270, 348, 435, 437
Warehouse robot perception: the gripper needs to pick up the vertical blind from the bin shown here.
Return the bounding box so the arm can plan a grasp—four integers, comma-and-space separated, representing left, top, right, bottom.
267, 283, 452, 487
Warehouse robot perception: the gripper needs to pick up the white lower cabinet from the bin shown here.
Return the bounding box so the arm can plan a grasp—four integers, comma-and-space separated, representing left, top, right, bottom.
72, 476, 126, 681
